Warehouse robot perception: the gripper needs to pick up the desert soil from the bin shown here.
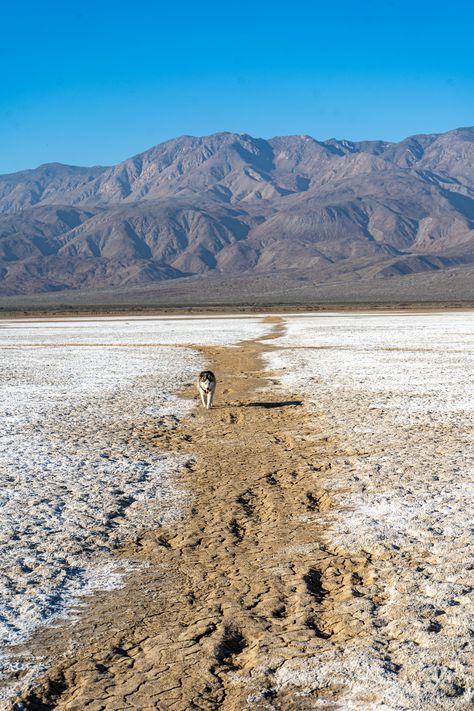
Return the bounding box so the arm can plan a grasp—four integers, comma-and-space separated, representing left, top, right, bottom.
10, 317, 359, 710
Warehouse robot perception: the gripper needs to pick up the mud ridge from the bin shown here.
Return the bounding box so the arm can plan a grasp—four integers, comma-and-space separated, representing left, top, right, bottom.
11, 318, 376, 709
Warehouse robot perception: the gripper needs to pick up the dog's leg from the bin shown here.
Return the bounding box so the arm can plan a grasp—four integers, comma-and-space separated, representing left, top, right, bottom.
199, 388, 206, 408
208, 388, 215, 409
206, 391, 211, 409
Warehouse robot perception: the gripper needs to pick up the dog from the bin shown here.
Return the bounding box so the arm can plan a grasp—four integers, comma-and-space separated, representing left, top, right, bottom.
197, 370, 216, 409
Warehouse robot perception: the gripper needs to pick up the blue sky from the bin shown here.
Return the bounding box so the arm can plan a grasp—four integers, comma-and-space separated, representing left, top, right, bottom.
1, 0, 473, 173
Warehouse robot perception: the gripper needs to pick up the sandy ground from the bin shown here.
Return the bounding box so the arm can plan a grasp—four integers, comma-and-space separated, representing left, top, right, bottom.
3, 314, 474, 709
8, 318, 348, 709
0, 317, 270, 705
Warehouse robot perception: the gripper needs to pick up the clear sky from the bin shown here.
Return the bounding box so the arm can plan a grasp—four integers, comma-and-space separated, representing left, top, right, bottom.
2, 0, 474, 173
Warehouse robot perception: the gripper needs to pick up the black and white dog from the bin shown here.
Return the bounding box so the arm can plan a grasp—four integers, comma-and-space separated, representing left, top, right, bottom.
197, 370, 217, 409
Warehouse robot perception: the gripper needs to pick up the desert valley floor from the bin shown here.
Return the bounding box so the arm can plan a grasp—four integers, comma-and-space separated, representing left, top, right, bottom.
0, 312, 473, 710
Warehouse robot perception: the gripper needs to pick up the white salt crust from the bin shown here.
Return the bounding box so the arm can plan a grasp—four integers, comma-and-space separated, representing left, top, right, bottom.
267, 313, 474, 710
0, 316, 270, 700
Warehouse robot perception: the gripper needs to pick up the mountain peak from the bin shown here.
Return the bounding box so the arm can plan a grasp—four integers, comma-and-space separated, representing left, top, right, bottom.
0, 126, 473, 299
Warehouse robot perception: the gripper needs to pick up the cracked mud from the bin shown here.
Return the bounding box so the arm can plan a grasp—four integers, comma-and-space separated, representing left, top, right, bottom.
10, 318, 365, 709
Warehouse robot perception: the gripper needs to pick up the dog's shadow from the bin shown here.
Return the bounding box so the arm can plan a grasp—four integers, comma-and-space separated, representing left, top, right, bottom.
245, 400, 303, 409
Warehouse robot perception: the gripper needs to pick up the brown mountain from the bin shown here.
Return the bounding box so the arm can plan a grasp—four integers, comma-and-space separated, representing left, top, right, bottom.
1, 127, 473, 301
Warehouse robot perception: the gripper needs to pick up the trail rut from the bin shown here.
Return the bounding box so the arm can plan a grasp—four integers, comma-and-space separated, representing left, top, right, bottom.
11, 318, 374, 710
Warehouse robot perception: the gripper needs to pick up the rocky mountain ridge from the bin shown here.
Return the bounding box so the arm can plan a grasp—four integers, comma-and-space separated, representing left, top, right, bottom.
1, 127, 473, 297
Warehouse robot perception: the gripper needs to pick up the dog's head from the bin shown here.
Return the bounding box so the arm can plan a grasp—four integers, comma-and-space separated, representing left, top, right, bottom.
199, 370, 215, 392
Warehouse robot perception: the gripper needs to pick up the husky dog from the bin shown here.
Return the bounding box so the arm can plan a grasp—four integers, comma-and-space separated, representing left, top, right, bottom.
197, 370, 216, 409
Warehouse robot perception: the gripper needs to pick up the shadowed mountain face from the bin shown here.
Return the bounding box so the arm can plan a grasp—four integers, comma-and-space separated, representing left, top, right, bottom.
1, 128, 474, 298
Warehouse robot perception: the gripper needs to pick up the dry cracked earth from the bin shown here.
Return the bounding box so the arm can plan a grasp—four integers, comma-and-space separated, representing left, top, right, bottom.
11, 319, 386, 709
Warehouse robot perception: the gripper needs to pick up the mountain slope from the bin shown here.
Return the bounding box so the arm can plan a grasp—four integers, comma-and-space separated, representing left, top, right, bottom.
1, 128, 474, 299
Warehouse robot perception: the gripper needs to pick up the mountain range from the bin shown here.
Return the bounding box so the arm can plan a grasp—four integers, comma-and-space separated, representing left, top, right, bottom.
1, 127, 474, 303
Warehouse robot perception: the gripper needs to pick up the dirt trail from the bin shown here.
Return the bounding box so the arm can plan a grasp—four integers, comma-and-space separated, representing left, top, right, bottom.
12, 318, 370, 710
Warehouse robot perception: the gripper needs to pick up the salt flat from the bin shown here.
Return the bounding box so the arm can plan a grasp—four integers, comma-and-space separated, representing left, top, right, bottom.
0, 316, 270, 699
268, 312, 474, 709
2, 312, 473, 709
